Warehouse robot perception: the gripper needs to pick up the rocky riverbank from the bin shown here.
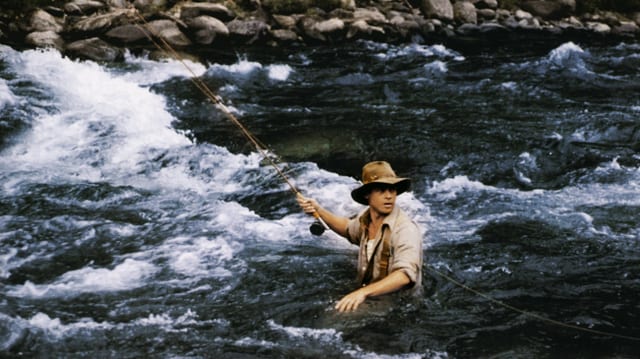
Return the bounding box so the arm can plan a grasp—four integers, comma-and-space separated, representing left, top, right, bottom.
1, 0, 640, 62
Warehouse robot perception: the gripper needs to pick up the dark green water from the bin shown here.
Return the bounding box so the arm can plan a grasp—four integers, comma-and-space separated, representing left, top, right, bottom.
1, 39, 639, 358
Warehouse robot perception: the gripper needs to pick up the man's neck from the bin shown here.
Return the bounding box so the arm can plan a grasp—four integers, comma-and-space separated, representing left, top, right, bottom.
369, 209, 388, 228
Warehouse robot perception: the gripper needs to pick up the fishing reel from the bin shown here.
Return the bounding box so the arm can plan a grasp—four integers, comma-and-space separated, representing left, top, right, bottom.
309, 219, 325, 236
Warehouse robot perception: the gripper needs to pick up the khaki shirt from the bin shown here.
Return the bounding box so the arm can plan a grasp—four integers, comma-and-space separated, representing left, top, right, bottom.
345, 206, 423, 292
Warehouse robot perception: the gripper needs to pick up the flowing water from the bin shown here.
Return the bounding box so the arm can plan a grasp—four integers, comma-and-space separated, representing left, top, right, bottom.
1, 38, 639, 358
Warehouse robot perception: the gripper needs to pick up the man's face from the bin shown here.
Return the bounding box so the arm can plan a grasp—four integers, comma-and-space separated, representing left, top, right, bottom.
367, 184, 397, 216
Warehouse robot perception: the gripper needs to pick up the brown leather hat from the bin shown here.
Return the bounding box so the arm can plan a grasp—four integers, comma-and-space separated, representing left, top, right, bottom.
351, 161, 411, 205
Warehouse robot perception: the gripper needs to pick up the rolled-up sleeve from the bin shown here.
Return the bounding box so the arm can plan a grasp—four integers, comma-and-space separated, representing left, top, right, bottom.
389, 222, 422, 285
345, 212, 364, 245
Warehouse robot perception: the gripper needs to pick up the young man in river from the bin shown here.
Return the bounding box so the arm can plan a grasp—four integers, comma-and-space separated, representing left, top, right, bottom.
297, 161, 423, 312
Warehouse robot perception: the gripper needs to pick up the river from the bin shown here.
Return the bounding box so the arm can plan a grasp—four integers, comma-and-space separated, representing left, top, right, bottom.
1, 38, 639, 358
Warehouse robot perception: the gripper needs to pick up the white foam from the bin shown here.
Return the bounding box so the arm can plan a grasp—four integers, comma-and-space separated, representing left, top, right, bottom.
267, 64, 292, 81
166, 235, 240, 277
0, 247, 18, 279
3, 49, 191, 183
429, 175, 496, 200
424, 60, 448, 75
373, 42, 464, 62
9, 258, 158, 298
267, 320, 342, 342
120, 52, 207, 85
28, 312, 113, 338
135, 309, 199, 329
0, 78, 16, 108
547, 41, 591, 74
211, 58, 262, 76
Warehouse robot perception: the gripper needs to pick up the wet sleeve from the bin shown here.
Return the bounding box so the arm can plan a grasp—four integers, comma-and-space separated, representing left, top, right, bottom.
390, 222, 422, 285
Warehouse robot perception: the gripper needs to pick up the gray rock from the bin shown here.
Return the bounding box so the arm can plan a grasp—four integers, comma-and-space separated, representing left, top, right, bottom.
105, 24, 149, 44
612, 21, 639, 35
134, 0, 168, 12
315, 18, 345, 34
272, 15, 298, 29
227, 19, 270, 44
521, 0, 574, 20
270, 28, 300, 43
145, 19, 192, 47
353, 7, 387, 25
66, 37, 123, 61
185, 15, 229, 45
25, 30, 64, 50
299, 16, 327, 42
477, 8, 496, 20
456, 23, 479, 35
472, 0, 498, 9
64, 0, 108, 15
478, 21, 507, 33
420, 0, 454, 21
586, 21, 611, 34
515, 9, 533, 20
69, 8, 136, 34
106, 0, 130, 8
454, 2, 477, 25
346, 19, 385, 39
179, 3, 236, 22
28, 9, 63, 33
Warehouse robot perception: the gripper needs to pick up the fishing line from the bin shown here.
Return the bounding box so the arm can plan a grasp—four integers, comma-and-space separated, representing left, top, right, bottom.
425, 265, 640, 342
131, 9, 329, 234
128, 8, 639, 343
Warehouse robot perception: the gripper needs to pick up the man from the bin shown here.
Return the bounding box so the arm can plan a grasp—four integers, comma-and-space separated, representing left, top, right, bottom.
297, 161, 423, 312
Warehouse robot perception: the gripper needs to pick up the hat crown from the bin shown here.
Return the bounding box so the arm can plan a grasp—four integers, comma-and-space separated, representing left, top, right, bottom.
361, 161, 397, 184
351, 161, 411, 205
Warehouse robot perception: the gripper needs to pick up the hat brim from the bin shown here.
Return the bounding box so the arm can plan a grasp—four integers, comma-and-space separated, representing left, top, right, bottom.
350, 178, 411, 205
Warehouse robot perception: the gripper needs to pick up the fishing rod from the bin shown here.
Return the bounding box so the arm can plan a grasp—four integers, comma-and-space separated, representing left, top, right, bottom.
130, 9, 640, 342
131, 9, 328, 235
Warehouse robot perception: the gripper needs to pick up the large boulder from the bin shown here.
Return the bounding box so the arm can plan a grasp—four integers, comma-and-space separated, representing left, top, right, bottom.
27, 9, 63, 33
346, 19, 385, 39
179, 3, 236, 22
64, 0, 108, 15
69, 8, 137, 34
65, 37, 123, 62
25, 30, 64, 50
521, 0, 575, 20
419, 0, 454, 21
269, 28, 300, 43
353, 7, 387, 25
184, 15, 229, 44
454, 1, 477, 24
105, 24, 149, 44
300, 17, 345, 42
227, 19, 270, 44
145, 19, 192, 47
